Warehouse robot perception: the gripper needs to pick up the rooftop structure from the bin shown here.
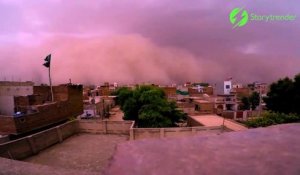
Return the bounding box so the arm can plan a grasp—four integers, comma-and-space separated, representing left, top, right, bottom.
0, 84, 83, 134
0, 81, 34, 115
224, 78, 232, 95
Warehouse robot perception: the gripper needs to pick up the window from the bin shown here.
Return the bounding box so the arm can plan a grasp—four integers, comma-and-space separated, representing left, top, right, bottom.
226, 85, 230, 89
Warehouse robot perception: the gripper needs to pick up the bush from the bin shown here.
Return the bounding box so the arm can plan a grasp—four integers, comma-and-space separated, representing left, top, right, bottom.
245, 111, 300, 128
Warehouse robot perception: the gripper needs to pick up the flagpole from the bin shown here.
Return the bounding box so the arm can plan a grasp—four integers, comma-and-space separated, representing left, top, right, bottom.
43, 54, 53, 102
49, 63, 54, 102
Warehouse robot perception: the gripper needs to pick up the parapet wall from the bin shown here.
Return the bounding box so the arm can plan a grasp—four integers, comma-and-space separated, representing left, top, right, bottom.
78, 119, 133, 135
130, 125, 224, 140
0, 118, 225, 161
78, 119, 224, 140
0, 115, 17, 134
0, 120, 78, 160
222, 110, 261, 121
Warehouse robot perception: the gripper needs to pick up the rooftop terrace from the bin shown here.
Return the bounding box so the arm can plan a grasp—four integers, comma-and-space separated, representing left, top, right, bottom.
0, 123, 299, 175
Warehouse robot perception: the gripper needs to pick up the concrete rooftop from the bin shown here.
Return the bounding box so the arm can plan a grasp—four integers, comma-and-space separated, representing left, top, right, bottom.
25, 134, 128, 174
0, 124, 299, 175
105, 123, 300, 175
191, 114, 248, 131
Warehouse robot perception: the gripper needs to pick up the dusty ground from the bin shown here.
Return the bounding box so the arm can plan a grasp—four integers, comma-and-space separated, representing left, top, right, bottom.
25, 134, 128, 174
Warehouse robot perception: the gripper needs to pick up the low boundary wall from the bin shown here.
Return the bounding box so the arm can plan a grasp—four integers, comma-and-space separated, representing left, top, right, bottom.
222, 110, 261, 121
0, 119, 226, 160
0, 120, 78, 160
78, 119, 133, 135
129, 124, 223, 140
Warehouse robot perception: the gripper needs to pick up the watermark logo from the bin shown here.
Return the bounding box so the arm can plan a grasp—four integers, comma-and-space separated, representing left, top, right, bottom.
229, 7, 297, 29
229, 8, 249, 28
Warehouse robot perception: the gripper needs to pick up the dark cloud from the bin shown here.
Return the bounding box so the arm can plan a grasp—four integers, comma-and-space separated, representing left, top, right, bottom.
0, 0, 299, 86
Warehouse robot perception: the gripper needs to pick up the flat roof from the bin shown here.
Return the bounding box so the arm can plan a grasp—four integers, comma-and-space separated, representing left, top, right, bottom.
0, 81, 34, 86
190, 115, 247, 131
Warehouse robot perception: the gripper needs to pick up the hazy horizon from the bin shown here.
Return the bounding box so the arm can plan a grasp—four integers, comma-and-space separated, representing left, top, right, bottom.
0, 0, 299, 86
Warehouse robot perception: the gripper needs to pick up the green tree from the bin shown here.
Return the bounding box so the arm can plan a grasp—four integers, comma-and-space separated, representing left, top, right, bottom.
249, 91, 260, 110
115, 85, 186, 127
240, 97, 250, 110
264, 73, 300, 115
115, 87, 133, 107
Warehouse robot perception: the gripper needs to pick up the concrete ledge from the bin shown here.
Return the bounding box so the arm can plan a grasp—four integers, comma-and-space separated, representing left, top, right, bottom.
106, 123, 300, 175
130, 126, 224, 140
0, 120, 78, 160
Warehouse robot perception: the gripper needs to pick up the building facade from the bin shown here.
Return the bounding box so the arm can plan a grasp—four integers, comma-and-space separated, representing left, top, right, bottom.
0, 81, 34, 116
0, 84, 83, 134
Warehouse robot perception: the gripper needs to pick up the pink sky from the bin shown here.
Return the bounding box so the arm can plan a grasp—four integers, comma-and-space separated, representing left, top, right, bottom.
0, 0, 299, 85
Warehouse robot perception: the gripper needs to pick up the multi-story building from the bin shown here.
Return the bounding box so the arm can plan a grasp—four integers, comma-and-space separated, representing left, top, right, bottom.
231, 84, 251, 98
224, 78, 232, 95
214, 94, 239, 114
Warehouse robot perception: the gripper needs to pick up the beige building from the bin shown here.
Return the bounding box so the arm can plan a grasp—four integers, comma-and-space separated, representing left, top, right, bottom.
214, 94, 239, 114
194, 99, 214, 114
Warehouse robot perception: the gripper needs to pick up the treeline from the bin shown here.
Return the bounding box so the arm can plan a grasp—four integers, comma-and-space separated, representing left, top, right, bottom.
246, 73, 300, 128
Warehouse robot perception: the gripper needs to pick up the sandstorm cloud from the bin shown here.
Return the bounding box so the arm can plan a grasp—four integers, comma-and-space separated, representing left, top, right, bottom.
0, 0, 299, 85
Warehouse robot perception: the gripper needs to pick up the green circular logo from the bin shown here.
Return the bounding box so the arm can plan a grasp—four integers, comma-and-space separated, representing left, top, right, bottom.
229, 8, 249, 28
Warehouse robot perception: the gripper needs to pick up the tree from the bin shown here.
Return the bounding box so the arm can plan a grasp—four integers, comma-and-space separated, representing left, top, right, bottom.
115, 85, 186, 127
264, 73, 300, 115
240, 92, 259, 110
240, 97, 250, 110
115, 87, 133, 107
249, 91, 260, 110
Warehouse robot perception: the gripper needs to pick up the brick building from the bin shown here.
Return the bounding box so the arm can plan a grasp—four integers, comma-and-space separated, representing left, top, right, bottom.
161, 86, 177, 100
0, 81, 34, 116
0, 84, 83, 134
194, 99, 214, 114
